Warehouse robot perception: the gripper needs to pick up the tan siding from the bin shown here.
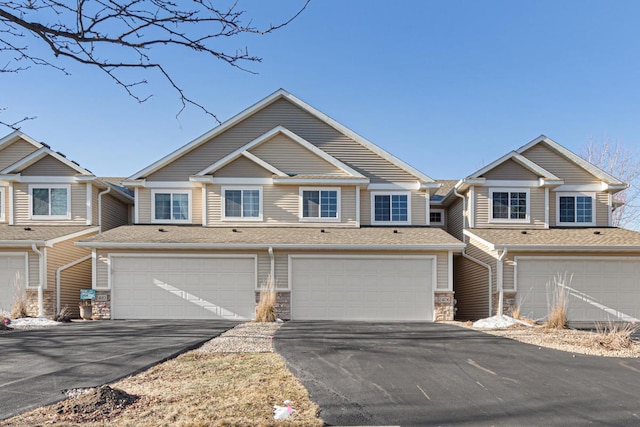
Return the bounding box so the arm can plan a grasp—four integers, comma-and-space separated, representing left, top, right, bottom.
96, 251, 110, 289
482, 159, 539, 180
147, 98, 417, 183
549, 190, 557, 227
446, 198, 464, 241
412, 191, 427, 226
264, 185, 298, 224
274, 252, 289, 289
474, 186, 546, 229
360, 189, 371, 226
101, 193, 130, 231
20, 155, 78, 176
215, 156, 273, 178
28, 251, 39, 288
521, 143, 600, 184
137, 188, 151, 223
206, 185, 220, 224
435, 251, 449, 290
0, 140, 38, 171
454, 238, 497, 320
92, 185, 99, 226
250, 134, 347, 176
58, 259, 91, 318
1, 185, 8, 223
192, 187, 203, 225
14, 182, 88, 225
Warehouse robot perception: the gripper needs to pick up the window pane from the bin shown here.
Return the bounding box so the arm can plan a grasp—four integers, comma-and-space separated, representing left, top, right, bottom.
559, 196, 575, 223
242, 190, 260, 218
320, 191, 337, 218
510, 192, 527, 220
576, 196, 592, 223
302, 191, 319, 218
374, 195, 390, 221
430, 211, 442, 224
155, 193, 171, 220
225, 190, 242, 217
33, 188, 49, 216
172, 193, 189, 220
51, 188, 68, 216
492, 192, 508, 219
391, 195, 408, 221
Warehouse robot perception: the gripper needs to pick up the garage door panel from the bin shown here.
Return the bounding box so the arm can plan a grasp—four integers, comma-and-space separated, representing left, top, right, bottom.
291, 256, 434, 321
112, 256, 255, 320
0, 255, 27, 314
517, 258, 640, 322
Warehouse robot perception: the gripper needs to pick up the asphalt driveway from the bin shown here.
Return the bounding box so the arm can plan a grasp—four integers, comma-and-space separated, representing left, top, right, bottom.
0, 320, 237, 420
275, 322, 640, 426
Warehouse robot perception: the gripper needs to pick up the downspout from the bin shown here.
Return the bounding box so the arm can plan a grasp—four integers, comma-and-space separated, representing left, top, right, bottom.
455, 187, 493, 317
31, 243, 44, 317
496, 248, 508, 317
268, 247, 275, 281
56, 254, 92, 314
97, 186, 112, 233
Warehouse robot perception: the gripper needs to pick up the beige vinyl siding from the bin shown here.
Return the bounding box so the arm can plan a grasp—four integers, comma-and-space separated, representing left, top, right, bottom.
215, 156, 273, 178
20, 156, 78, 176
521, 143, 600, 185
474, 186, 546, 229
454, 237, 497, 320
101, 193, 131, 231
482, 159, 539, 180
147, 98, 418, 183
207, 184, 358, 227
136, 187, 198, 224
249, 134, 347, 176
0, 140, 38, 171
92, 185, 99, 226
28, 251, 40, 288
1, 185, 8, 223
96, 251, 109, 289
446, 198, 464, 241
360, 189, 372, 226
435, 251, 450, 290
14, 182, 89, 225
46, 233, 94, 317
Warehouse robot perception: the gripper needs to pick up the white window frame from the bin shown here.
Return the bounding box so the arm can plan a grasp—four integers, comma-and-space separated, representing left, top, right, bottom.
556, 191, 596, 226
151, 189, 192, 224
370, 191, 411, 225
29, 184, 71, 220
221, 186, 263, 221
488, 188, 530, 224
0, 187, 5, 222
429, 208, 444, 226
298, 187, 341, 222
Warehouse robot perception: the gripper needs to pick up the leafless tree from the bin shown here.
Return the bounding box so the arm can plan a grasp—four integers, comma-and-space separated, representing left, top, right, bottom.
582, 137, 640, 230
0, 0, 309, 127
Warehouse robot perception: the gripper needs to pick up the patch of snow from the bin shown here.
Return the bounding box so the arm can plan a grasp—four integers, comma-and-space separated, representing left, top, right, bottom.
10, 317, 61, 328
473, 315, 532, 330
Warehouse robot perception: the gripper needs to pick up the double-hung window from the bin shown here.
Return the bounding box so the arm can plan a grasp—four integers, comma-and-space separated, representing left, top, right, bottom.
152, 190, 190, 223
557, 192, 595, 226
222, 186, 262, 220
30, 185, 71, 219
300, 188, 340, 221
429, 209, 444, 226
371, 192, 410, 225
489, 188, 529, 223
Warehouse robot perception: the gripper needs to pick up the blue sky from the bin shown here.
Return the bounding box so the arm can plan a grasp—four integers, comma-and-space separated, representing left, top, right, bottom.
1, 0, 639, 179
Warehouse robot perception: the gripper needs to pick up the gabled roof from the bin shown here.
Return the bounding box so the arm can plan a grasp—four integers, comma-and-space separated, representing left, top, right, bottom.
468, 151, 562, 181
197, 126, 364, 178
517, 135, 625, 186
0, 130, 43, 151
129, 89, 436, 183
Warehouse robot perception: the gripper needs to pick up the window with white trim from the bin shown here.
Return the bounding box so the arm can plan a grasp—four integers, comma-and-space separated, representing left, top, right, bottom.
152, 190, 191, 223
371, 192, 410, 224
30, 184, 71, 219
429, 209, 444, 225
0, 187, 5, 222
222, 186, 262, 220
299, 187, 340, 221
556, 192, 595, 226
489, 188, 530, 223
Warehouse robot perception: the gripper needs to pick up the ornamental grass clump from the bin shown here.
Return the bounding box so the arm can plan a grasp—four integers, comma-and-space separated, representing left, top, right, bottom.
592, 320, 639, 351
255, 275, 277, 322
545, 272, 571, 329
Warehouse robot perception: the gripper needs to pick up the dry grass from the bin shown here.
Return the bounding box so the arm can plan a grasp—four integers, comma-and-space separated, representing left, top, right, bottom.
10, 272, 27, 319
4, 352, 323, 427
545, 273, 570, 329
592, 321, 639, 351
509, 304, 522, 320
255, 275, 277, 323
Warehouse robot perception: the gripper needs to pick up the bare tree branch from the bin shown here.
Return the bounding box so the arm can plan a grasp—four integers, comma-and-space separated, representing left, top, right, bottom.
0, 0, 310, 123
582, 136, 640, 230
0, 107, 36, 130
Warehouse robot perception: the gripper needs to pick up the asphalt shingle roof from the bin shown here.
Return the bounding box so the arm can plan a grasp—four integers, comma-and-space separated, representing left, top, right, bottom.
467, 227, 640, 249
0, 225, 96, 244
80, 225, 464, 249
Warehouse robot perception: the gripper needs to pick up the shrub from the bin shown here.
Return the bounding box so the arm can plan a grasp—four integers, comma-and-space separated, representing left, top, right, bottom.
9, 271, 27, 319
592, 321, 639, 351
545, 272, 571, 329
509, 303, 522, 320
255, 275, 277, 322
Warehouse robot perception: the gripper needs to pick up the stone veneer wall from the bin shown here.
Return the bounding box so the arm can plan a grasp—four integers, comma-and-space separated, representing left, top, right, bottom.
255, 290, 291, 320
92, 291, 111, 320
492, 292, 517, 316
25, 290, 55, 317
434, 291, 455, 321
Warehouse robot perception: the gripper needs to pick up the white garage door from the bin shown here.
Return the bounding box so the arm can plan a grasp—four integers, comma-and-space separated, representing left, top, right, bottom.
516, 257, 640, 322
0, 254, 28, 315
111, 255, 256, 320
290, 255, 434, 321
